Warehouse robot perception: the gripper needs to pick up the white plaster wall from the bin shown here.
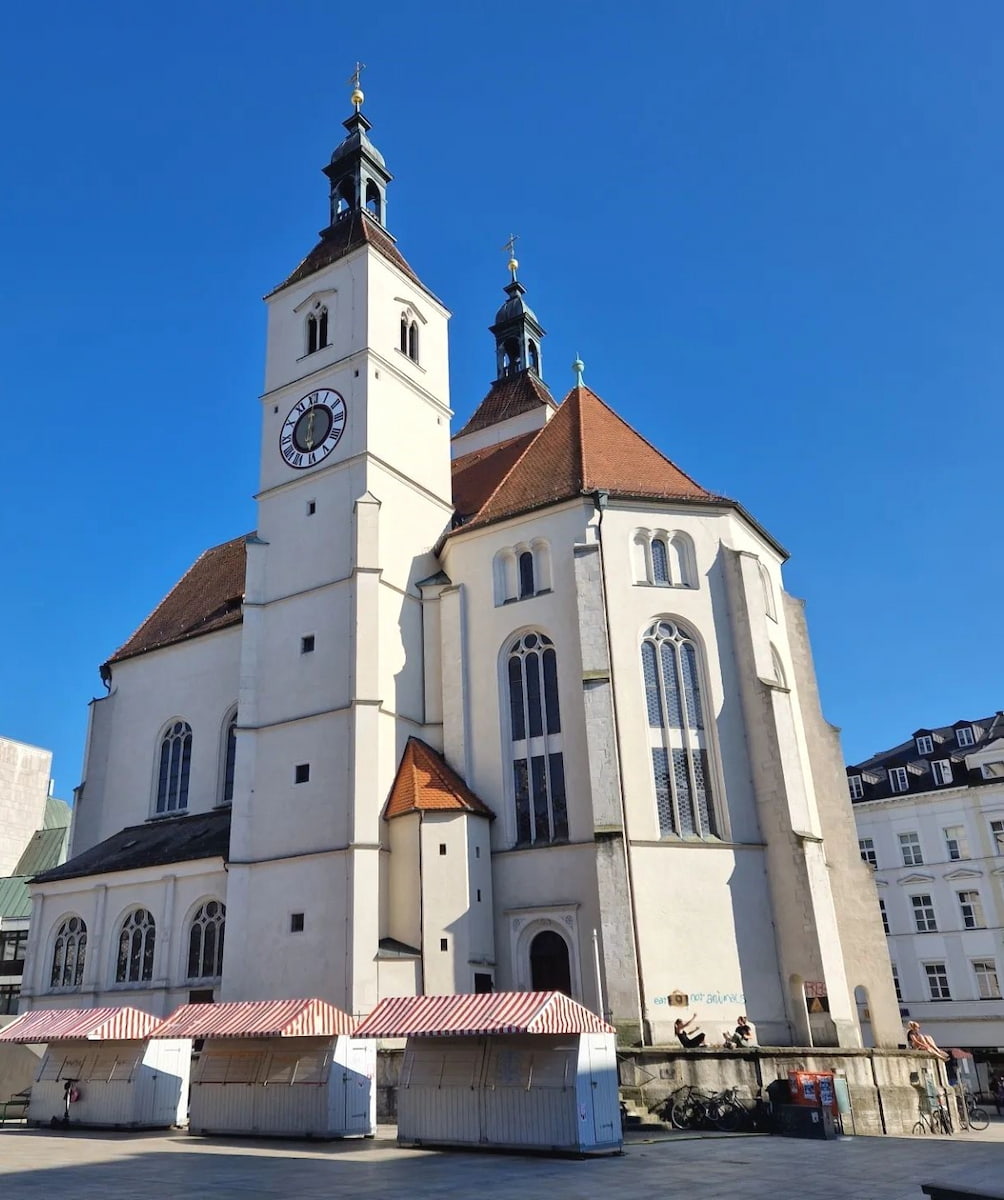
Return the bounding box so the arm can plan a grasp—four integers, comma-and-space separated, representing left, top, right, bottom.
450, 404, 551, 459
75, 631, 241, 851
0, 738, 51, 876
387, 812, 421, 950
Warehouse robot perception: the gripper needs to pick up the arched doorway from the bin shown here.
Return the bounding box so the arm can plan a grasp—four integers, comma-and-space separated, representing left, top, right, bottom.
529, 929, 572, 995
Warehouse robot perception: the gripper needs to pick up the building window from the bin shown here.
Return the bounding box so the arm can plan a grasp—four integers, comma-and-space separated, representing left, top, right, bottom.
899, 831, 923, 866
0, 930, 29, 971
642, 620, 719, 839
518, 551, 535, 599
474, 972, 493, 994
848, 775, 864, 801
0, 985, 18, 1015
911, 894, 937, 933
633, 530, 697, 588
651, 538, 670, 585
758, 561, 777, 621
956, 726, 975, 748
858, 837, 877, 867
156, 720, 192, 814
991, 820, 1004, 855
925, 962, 952, 1001
506, 631, 567, 846
891, 963, 902, 1002
958, 890, 986, 930
915, 734, 934, 755
982, 761, 1004, 779
301, 635, 315, 654
943, 825, 968, 861
290, 913, 304, 933
294, 764, 310, 784
931, 759, 953, 786
400, 313, 419, 362
115, 910, 156, 984
440, 938, 448, 952
974, 960, 1001, 1000
889, 766, 910, 794
305, 306, 328, 355
50, 916, 87, 988
187, 900, 225, 979
879, 898, 890, 934
221, 714, 237, 806
493, 541, 552, 605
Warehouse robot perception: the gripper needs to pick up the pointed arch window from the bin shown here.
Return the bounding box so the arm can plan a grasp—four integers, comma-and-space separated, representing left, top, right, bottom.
187, 900, 225, 979
365, 179, 382, 221
221, 713, 237, 806
50, 916, 86, 988
305, 307, 329, 355
115, 909, 156, 984
400, 315, 409, 354
156, 721, 192, 814
506, 632, 567, 845
642, 620, 719, 838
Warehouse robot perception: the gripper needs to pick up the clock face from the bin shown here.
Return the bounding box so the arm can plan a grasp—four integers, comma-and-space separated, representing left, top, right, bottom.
279, 388, 347, 469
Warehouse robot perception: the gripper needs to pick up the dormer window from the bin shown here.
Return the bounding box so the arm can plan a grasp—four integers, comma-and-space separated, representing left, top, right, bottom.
931, 759, 953, 786
889, 766, 910, 793
982, 761, 1004, 780
848, 775, 864, 801
957, 726, 975, 748
305, 306, 329, 355
915, 735, 933, 756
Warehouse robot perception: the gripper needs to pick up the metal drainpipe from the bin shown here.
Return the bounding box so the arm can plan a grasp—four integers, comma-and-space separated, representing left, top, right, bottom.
592, 491, 649, 1040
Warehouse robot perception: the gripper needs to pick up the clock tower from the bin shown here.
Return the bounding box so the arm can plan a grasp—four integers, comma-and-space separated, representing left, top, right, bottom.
222, 82, 453, 1015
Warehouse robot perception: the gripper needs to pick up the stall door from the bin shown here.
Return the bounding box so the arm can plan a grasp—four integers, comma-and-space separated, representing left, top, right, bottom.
342, 1040, 373, 1135
583, 1035, 620, 1149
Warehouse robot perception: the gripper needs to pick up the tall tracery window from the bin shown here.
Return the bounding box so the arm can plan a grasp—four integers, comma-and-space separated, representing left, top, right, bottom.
156, 721, 192, 814
400, 313, 419, 362
642, 620, 718, 838
187, 900, 226, 979
221, 714, 237, 806
506, 632, 567, 845
115, 909, 156, 984
50, 916, 87, 988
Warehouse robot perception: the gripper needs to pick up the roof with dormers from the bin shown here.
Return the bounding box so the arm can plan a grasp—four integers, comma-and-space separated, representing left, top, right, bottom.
267, 210, 429, 299
104, 534, 249, 671
384, 738, 494, 820
454, 372, 556, 439
454, 384, 718, 533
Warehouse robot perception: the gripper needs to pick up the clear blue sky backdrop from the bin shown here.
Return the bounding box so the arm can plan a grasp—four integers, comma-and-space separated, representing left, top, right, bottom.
2, 1, 1001, 795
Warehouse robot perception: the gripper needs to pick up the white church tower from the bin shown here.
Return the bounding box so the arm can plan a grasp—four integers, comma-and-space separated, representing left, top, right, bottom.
223, 78, 453, 1015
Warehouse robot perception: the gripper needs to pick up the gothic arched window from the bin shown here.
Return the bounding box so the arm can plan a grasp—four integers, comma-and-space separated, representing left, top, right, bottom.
641, 620, 718, 838
50, 916, 86, 988
115, 909, 156, 984
400, 314, 409, 354
221, 713, 237, 806
518, 550, 535, 599
365, 179, 382, 221
187, 900, 226, 979
528, 339, 540, 374
506, 632, 567, 846
408, 320, 419, 362
306, 312, 319, 355
156, 721, 192, 814
651, 538, 670, 585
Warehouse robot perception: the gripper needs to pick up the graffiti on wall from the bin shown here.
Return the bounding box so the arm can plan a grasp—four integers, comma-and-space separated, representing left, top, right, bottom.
652, 989, 745, 1008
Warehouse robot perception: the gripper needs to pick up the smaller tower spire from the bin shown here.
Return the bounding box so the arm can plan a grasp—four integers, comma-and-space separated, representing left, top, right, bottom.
322, 66, 391, 229
490, 239, 546, 381
572, 355, 585, 387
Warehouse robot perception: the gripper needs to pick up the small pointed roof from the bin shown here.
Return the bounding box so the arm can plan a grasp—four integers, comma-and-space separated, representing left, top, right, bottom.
384, 738, 494, 820
459, 384, 716, 532
454, 372, 556, 439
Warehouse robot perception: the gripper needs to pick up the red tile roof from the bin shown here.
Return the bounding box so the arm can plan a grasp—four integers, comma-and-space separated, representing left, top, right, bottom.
267, 211, 428, 298
454, 372, 555, 438
457, 384, 716, 532
384, 738, 494, 820
451, 431, 539, 523
105, 534, 249, 669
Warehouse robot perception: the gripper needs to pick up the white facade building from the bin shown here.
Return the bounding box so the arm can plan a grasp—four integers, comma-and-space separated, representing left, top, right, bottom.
850, 716, 1004, 1074
20, 93, 898, 1049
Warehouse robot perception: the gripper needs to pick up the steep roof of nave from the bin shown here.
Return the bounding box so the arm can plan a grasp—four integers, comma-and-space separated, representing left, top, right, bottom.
454, 372, 556, 438
267, 209, 427, 298
451, 430, 540, 524
455, 383, 718, 533
33, 808, 231, 884
104, 533, 249, 671
384, 737, 494, 820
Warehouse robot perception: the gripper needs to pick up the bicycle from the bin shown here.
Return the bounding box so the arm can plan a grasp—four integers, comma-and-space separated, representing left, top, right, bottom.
962, 1091, 989, 1132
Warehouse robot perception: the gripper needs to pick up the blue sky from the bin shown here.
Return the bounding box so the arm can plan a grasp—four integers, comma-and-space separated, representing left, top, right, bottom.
2, 1, 1002, 794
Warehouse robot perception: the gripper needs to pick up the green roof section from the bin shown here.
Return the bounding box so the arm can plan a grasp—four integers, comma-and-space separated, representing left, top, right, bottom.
0, 877, 31, 921
44, 796, 71, 830
14, 826, 69, 877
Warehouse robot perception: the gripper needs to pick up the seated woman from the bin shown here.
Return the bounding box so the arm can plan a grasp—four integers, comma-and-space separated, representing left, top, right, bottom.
674, 1014, 706, 1048
733, 1015, 755, 1046
906, 1021, 949, 1061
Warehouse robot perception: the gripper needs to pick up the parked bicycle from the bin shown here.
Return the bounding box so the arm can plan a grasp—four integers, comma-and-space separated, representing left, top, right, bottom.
663, 1085, 746, 1132
912, 1095, 954, 1136
961, 1089, 989, 1132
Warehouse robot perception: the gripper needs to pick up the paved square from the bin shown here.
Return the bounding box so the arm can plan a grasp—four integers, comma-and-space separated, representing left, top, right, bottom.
0, 1122, 1001, 1199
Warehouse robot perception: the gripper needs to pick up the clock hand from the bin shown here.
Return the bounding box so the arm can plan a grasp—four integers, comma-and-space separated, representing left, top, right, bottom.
304, 408, 315, 449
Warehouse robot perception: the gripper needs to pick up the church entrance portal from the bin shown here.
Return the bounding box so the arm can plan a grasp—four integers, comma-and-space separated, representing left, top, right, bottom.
529, 929, 572, 995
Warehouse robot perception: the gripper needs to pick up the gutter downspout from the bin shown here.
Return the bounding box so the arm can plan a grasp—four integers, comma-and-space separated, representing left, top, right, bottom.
592, 490, 649, 1041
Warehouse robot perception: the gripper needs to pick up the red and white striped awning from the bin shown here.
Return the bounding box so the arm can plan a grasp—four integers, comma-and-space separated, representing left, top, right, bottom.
355, 991, 615, 1038
150, 998, 355, 1040
0, 1006, 159, 1043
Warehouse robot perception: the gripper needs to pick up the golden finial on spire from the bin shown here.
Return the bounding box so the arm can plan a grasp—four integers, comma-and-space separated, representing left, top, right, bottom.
502, 233, 519, 280
348, 61, 366, 111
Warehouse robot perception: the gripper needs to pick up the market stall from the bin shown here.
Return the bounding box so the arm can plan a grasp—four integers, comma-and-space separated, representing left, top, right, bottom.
0, 1006, 189, 1129
355, 991, 620, 1155
150, 997, 374, 1138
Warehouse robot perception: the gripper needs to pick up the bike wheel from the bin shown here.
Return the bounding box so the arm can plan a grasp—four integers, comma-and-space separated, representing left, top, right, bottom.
913, 1119, 929, 1136
671, 1099, 698, 1130
936, 1108, 953, 1135
968, 1107, 989, 1132
713, 1101, 742, 1132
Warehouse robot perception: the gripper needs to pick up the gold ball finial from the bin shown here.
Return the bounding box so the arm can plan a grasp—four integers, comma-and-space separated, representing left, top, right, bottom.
508, 256, 519, 275
350, 86, 364, 109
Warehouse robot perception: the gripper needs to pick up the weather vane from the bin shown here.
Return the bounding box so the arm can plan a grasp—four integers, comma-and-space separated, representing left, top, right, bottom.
348, 62, 366, 111
502, 233, 519, 281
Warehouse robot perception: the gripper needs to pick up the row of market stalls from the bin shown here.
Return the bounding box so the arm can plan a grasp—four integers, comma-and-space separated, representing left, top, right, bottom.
0, 991, 620, 1154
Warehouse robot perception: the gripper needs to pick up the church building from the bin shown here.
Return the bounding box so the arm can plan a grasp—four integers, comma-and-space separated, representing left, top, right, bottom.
22, 84, 899, 1048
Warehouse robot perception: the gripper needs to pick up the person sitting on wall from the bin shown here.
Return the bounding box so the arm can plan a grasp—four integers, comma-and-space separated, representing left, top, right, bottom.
674, 1014, 706, 1048
906, 1021, 950, 1061
733, 1015, 755, 1046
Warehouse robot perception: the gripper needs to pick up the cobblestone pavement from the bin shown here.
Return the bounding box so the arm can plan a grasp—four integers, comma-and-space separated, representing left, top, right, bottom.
0, 1119, 1001, 1199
